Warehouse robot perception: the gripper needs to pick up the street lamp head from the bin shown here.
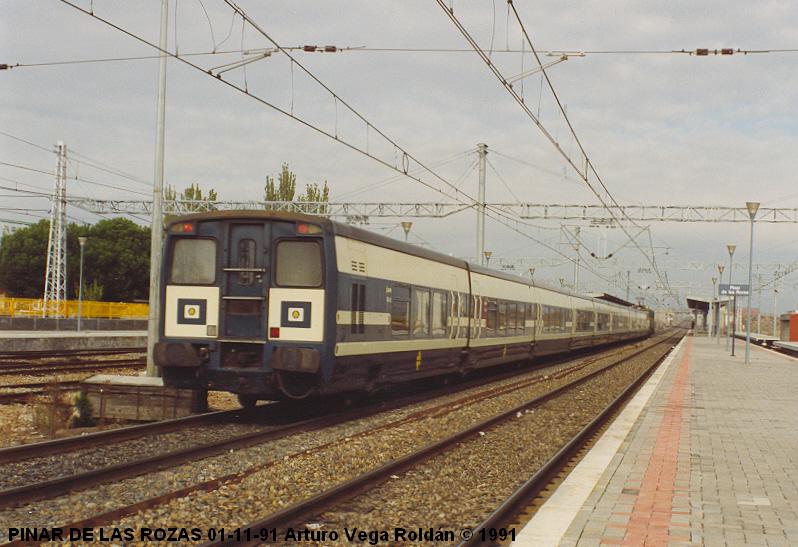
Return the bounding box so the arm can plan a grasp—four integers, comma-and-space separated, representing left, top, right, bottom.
483, 250, 492, 259
745, 201, 760, 219
717, 264, 725, 274
727, 244, 736, 256
400, 221, 413, 235
712, 277, 717, 285
78, 237, 87, 247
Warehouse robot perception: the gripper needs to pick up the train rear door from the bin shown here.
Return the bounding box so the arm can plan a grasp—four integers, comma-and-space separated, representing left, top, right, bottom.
220, 223, 268, 344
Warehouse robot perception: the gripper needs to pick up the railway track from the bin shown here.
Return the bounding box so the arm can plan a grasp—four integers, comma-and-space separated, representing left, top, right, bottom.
0, 332, 681, 541
198, 330, 683, 546
0, 358, 145, 377
0, 348, 145, 361
0, 381, 82, 404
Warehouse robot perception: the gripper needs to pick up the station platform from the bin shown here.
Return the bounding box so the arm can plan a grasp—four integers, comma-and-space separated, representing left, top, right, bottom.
773, 341, 798, 355
733, 331, 781, 347
0, 330, 147, 352
515, 335, 798, 546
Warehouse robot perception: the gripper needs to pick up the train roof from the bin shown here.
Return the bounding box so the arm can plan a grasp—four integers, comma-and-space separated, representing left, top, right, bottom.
169, 210, 646, 312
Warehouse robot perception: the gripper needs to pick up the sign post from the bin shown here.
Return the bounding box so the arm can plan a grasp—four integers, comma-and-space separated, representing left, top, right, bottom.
719, 284, 750, 357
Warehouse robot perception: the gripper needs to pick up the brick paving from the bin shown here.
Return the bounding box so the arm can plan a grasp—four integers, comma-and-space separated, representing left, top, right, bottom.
560, 336, 798, 546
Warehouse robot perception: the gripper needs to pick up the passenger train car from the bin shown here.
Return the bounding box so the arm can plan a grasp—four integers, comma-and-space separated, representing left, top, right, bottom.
155, 211, 654, 405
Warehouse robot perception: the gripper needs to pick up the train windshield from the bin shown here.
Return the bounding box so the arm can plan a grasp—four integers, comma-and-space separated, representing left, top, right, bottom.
170, 238, 216, 284
275, 240, 323, 287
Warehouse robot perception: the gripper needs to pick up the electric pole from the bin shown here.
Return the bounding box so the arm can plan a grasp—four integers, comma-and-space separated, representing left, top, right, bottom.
573, 227, 580, 293
476, 143, 487, 266
147, 0, 169, 377
43, 141, 68, 318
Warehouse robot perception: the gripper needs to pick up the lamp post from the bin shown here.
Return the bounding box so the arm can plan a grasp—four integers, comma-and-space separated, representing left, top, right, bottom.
709, 276, 717, 338
716, 264, 724, 343
400, 221, 413, 242
744, 201, 760, 364
726, 244, 736, 351
528, 267, 535, 282
483, 250, 492, 267
773, 286, 779, 337
77, 236, 87, 331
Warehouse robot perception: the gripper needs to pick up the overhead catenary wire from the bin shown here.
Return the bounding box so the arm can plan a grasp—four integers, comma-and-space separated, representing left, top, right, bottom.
55, 0, 626, 291
6, 45, 798, 69
433, 0, 678, 305
0, 130, 153, 188
0, 159, 150, 196
485, 156, 522, 203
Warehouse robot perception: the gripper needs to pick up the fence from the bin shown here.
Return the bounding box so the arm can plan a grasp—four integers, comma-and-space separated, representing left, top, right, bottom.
0, 298, 149, 319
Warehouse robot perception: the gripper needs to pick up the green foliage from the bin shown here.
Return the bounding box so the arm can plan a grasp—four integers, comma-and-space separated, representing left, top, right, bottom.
264, 163, 331, 214
264, 163, 297, 203
165, 183, 218, 212
0, 220, 50, 297
69, 391, 96, 428
298, 181, 330, 203
81, 218, 150, 302
0, 217, 149, 301
297, 180, 330, 214
83, 279, 104, 301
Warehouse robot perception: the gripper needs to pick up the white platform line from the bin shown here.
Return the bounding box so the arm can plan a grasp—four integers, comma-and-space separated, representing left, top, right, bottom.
512, 336, 687, 547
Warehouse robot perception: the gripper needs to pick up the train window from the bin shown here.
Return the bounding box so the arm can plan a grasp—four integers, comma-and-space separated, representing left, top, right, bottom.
508, 303, 518, 334
170, 238, 216, 284
459, 293, 469, 337
498, 301, 507, 334
237, 238, 256, 286
542, 306, 570, 334
576, 309, 594, 332
527, 303, 537, 332
412, 288, 430, 337
431, 291, 447, 337
597, 313, 610, 331
391, 285, 410, 336
518, 304, 525, 334
351, 283, 366, 334
275, 240, 323, 287
485, 299, 497, 333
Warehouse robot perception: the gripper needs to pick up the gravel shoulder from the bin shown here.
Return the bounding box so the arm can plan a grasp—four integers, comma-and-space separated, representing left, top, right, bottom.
0, 337, 675, 545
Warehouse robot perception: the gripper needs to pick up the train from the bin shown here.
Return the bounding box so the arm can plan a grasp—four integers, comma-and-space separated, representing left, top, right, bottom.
154, 210, 654, 406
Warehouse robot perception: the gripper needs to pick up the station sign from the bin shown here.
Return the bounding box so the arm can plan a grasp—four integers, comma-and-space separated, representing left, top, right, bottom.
719, 283, 750, 296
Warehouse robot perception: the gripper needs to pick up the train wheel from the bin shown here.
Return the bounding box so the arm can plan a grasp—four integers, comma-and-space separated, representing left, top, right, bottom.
237, 394, 258, 409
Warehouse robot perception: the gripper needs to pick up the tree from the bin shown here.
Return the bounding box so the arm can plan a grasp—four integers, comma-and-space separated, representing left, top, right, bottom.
81, 218, 150, 301
264, 163, 297, 203
264, 163, 331, 214
165, 183, 218, 212
0, 217, 150, 302
0, 220, 50, 298
298, 181, 330, 203
297, 181, 330, 214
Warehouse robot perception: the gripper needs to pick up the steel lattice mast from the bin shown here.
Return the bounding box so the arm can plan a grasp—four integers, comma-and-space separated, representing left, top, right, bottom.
43, 142, 68, 317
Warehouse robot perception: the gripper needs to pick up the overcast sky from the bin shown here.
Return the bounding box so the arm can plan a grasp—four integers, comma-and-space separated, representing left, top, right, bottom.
2, 0, 797, 313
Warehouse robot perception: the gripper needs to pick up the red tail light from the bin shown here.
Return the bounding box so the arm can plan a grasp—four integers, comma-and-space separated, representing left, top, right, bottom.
269, 327, 280, 338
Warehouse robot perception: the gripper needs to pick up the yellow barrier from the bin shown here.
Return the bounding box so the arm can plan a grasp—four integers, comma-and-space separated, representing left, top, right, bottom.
0, 298, 149, 319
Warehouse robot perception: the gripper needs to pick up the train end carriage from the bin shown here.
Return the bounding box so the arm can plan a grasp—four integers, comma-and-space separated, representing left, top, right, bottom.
154, 210, 475, 403
154, 211, 340, 403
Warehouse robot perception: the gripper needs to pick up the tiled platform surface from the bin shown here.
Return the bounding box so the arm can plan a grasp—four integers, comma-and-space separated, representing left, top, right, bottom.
529, 335, 798, 546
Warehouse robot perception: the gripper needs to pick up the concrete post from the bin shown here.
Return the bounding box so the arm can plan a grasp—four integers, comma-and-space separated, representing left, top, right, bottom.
147, 0, 169, 377
476, 143, 487, 266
